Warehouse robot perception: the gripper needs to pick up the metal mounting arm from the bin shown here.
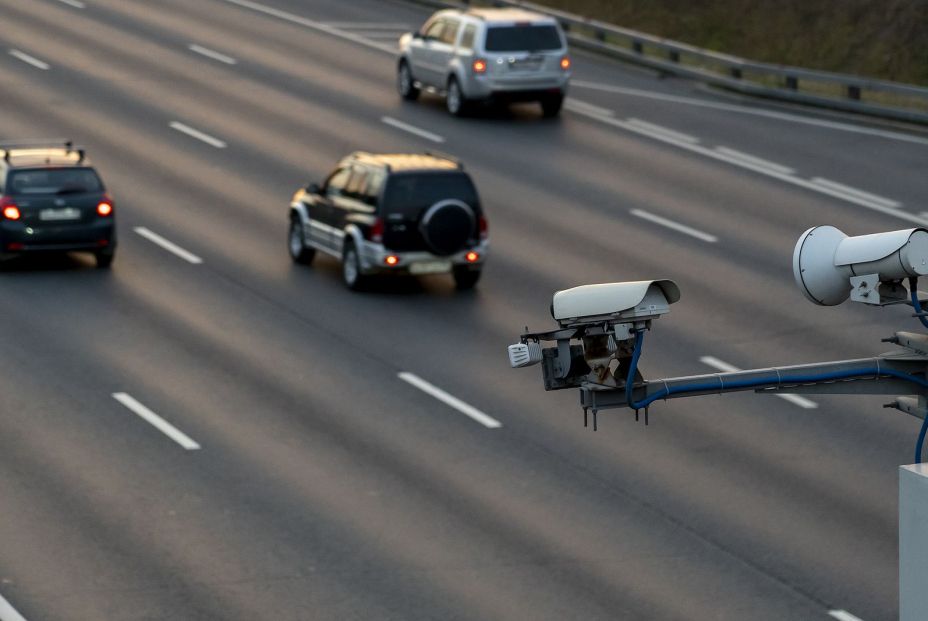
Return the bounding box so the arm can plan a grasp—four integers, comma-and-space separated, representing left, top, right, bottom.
578, 331, 928, 427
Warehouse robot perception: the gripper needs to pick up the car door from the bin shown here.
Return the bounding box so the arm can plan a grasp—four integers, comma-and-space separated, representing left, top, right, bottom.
409, 18, 447, 86
432, 18, 461, 87
329, 164, 369, 255
313, 166, 350, 252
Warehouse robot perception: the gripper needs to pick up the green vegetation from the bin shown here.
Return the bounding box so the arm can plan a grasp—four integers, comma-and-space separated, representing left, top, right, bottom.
534, 0, 928, 86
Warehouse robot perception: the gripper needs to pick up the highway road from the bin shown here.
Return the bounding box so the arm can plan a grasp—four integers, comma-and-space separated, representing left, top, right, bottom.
0, 0, 926, 619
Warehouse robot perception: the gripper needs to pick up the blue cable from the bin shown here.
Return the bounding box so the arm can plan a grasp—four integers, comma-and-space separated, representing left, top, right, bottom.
624, 328, 928, 463
909, 277, 928, 330
909, 277, 928, 461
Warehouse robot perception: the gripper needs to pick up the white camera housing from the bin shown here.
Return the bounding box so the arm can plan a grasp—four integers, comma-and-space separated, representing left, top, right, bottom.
793, 226, 928, 306
551, 280, 680, 327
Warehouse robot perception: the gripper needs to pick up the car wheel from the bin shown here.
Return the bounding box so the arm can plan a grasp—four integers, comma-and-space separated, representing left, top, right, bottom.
446, 77, 469, 117
95, 248, 115, 269
289, 216, 315, 264
342, 242, 367, 291
541, 94, 564, 118
453, 266, 481, 290
397, 61, 420, 101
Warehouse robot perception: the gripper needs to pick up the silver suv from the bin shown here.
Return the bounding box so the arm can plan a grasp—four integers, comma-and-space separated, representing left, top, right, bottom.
397, 8, 571, 117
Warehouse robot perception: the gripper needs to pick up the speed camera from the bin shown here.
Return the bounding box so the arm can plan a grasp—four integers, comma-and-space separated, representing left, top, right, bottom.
793, 226, 928, 306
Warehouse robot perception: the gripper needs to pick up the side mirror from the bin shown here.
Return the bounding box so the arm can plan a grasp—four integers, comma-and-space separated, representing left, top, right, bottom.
306, 182, 321, 194
412, 31, 423, 40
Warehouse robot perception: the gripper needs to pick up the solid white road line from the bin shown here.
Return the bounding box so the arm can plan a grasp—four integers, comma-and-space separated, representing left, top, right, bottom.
216, 0, 396, 54
630, 209, 718, 243
398, 372, 502, 429
564, 98, 614, 118
133, 227, 203, 264
809, 177, 900, 208
828, 610, 866, 621
381, 116, 445, 143
55, 0, 86, 7
188, 44, 237, 65
112, 393, 201, 450
323, 22, 412, 29
713, 147, 795, 175
570, 80, 928, 147
0, 592, 28, 621
626, 118, 699, 144
9, 50, 50, 71
699, 356, 818, 409
168, 121, 226, 148
567, 106, 926, 226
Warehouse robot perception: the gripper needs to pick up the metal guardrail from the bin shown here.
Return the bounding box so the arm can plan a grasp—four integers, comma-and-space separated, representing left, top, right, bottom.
409, 0, 928, 125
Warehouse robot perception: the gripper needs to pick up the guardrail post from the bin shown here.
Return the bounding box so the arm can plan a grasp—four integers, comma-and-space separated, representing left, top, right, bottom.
730, 67, 742, 79
847, 85, 862, 100
669, 50, 680, 63
786, 76, 798, 90
632, 40, 643, 54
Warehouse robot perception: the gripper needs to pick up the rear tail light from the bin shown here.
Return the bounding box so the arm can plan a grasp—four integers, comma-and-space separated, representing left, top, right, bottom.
560, 56, 571, 70
384, 255, 399, 266
97, 192, 114, 217
465, 251, 480, 263
369, 218, 384, 243
1, 196, 20, 220
6, 242, 23, 251
479, 215, 488, 241
472, 58, 487, 74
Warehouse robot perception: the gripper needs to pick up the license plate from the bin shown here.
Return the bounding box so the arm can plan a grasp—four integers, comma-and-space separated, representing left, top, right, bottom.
409, 260, 451, 275
509, 56, 543, 71
39, 207, 81, 221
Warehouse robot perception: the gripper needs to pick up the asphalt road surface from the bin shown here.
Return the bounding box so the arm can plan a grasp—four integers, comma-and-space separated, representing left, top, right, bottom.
1, 0, 927, 619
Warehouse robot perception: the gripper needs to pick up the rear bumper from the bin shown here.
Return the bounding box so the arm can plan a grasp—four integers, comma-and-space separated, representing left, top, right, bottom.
0, 220, 116, 253
358, 239, 489, 276
463, 73, 570, 100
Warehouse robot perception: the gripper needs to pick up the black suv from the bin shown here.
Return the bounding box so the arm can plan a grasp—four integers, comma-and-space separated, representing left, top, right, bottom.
288, 152, 488, 290
0, 140, 116, 267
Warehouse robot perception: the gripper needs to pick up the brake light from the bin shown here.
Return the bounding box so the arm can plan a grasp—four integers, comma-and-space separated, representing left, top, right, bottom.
560, 56, 571, 70
369, 218, 384, 243
384, 255, 399, 266
479, 215, 488, 241
472, 58, 487, 74
465, 251, 479, 263
1, 197, 20, 220
96, 192, 114, 217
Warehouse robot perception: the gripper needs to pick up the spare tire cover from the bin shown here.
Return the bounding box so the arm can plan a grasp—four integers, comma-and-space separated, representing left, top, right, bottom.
420, 199, 475, 256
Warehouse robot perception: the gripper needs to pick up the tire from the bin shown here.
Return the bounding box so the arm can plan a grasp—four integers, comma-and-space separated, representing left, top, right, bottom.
289, 216, 315, 264
95, 248, 114, 269
397, 61, 419, 101
342, 242, 367, 291
541, 94, 564, 118
453, 266, 481, 290
446, 77, 469, 117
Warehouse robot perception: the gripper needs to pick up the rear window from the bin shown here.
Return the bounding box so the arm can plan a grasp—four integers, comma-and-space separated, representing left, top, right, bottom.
7, 168, 103, 195
484, 25, 562, 52
382, 173, 479, 217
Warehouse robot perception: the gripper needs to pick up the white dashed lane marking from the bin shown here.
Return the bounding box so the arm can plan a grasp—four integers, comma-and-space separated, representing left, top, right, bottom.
112, 393, 201, 451
399, 373, 502, 429
630, 209, 718, 243
134, 227, 204, 264
188, 44, 237, 65
381, 116, 445, 143
9, 49, 50, 70
169, 121, 227, 149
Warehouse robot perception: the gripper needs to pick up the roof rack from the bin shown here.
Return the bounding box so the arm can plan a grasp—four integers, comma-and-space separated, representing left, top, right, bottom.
0, 139, 85, 164
424, 150, 464, 169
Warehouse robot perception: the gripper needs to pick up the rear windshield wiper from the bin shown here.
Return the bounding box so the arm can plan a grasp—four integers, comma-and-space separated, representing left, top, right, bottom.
56, 186, 89, 195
